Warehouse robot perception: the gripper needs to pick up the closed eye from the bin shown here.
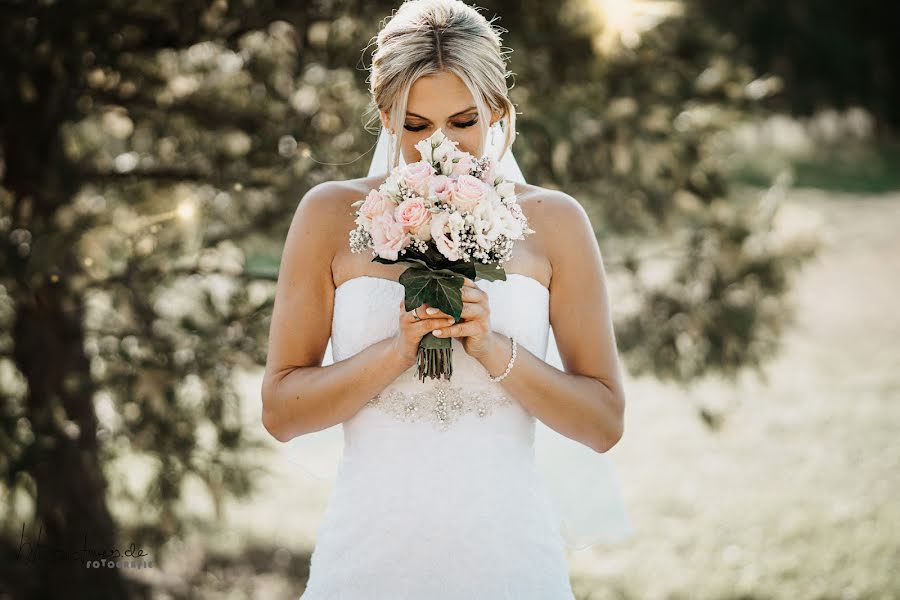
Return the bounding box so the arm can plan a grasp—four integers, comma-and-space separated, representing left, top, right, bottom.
404, 117, 479, 132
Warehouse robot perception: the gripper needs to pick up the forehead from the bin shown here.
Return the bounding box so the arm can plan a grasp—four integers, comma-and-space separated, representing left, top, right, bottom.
407, 71, 476, 118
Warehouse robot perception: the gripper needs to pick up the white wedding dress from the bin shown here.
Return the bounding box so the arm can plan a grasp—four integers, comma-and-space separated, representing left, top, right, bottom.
299, 272, 577, 599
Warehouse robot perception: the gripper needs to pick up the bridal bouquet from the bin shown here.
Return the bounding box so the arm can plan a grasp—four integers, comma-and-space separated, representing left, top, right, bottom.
349, 128, 534, 382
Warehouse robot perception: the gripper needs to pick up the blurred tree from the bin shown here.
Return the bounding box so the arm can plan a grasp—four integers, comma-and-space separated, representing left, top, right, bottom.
480, 0, 817, 383
0, 0, 816, 596
689, 0, 900, 134
0, 0, 376, 596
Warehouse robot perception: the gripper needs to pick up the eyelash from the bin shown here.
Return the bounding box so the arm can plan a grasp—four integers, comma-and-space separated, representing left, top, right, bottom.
404, 118, 478, 132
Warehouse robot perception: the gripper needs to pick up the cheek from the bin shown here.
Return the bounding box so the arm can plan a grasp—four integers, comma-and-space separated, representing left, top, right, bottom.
401, 142, 419, 166
456, 129, 485, 157
401, 135, 427, 163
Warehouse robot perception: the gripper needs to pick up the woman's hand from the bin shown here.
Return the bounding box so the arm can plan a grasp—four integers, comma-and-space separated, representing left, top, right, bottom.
393, 297, 456, 370
422, 277, 495, 360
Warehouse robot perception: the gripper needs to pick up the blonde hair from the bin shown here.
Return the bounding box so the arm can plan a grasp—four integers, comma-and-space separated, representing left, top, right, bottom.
365, 0, 518, 172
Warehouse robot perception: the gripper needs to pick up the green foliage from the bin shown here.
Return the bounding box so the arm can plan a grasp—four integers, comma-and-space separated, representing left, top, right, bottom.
691, 0, 900, 132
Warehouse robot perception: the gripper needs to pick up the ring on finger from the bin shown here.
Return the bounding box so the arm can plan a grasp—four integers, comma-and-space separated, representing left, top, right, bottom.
412, 307, 421, 321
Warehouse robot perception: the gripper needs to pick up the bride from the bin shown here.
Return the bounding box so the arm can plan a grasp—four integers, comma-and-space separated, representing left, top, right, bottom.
261, 1, 629, 597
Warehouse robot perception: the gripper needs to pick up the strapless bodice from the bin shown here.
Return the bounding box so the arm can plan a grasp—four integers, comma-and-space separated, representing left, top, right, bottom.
331, 273, 551, 451
330, 273, 551, 375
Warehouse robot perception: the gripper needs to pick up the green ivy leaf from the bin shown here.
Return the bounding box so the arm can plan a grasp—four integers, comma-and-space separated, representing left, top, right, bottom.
399, 269, 465, 320
473, 262, 507, 282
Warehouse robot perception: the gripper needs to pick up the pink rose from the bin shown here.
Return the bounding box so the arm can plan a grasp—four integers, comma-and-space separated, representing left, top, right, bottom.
370, 212, 410, 261
428, 174, 454, 204
450, 174, 488, 213
429, 212, 460, 261
394, 197, 431, 233
359, 188, 394, 220
400, 161, 435, 197
449, 150, 476, 177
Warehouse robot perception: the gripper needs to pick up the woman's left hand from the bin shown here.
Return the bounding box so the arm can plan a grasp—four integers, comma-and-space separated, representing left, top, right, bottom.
429, 277, 494, 360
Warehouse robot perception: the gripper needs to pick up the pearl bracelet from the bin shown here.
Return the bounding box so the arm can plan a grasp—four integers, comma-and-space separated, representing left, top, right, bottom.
486, 335, 517, 383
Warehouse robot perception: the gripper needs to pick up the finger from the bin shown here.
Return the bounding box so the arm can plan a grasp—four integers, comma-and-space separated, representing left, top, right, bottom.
401, 300, 423, 323
433, 319, 484, 338
407, 306, 427, 323
461, 287, 481, 303
420, 316, 455, 333
403, 305, 445, 326
450, 302, 485, 322
414, 303, 452, 322
435, 300, 479, 321
409, 300, 454, 320
418, 302, 449, 319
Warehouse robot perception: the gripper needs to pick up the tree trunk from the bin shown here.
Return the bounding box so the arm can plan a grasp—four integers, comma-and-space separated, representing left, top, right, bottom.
11, 279, 132, 599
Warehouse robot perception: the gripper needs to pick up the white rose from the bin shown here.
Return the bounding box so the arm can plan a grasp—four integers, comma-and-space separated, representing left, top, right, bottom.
430, 211, 460, 261
496, 180, 516, 199
448, 211, 466, 240
500, 206, 524, 239
382, 172, 402, 197
430, 128, 448, 146
433, 143, 451, 163
414, 138, 433, 163
472, 201, 500, 250
438, 156, 452, 176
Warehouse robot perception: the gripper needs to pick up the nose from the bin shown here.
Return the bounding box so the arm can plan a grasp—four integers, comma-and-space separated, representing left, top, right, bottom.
442, 130, 463, 146
444, 132, 483, 158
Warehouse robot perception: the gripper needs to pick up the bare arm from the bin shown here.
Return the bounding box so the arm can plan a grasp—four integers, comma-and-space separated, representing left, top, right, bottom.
260, 183, 411, 442
475, 193, 626, 452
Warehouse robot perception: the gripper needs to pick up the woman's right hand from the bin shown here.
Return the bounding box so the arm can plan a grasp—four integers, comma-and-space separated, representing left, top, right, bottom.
392, 298, 456, 369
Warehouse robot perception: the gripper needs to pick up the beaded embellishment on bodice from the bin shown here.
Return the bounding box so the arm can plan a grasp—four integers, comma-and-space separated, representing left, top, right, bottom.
366, 382, 514, 431
330, 273, 551, 433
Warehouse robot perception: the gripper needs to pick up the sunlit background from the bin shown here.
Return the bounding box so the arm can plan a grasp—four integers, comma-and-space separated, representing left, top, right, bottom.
1, 0, 898, 598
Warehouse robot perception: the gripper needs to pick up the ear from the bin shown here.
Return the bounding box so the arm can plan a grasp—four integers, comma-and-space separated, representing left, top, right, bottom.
379, 109, 393, 134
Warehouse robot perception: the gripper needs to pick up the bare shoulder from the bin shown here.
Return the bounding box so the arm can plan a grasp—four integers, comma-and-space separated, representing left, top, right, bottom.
516, 183, 587, 231
291, 174, 384, 252
297, 174, 379, 222
513, 183, 591, 278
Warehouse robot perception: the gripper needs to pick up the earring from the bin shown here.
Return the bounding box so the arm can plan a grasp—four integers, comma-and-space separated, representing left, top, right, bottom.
488, 122, 497, 152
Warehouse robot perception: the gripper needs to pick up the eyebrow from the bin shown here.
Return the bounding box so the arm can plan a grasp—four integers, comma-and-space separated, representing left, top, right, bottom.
406, 106, 477, 120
